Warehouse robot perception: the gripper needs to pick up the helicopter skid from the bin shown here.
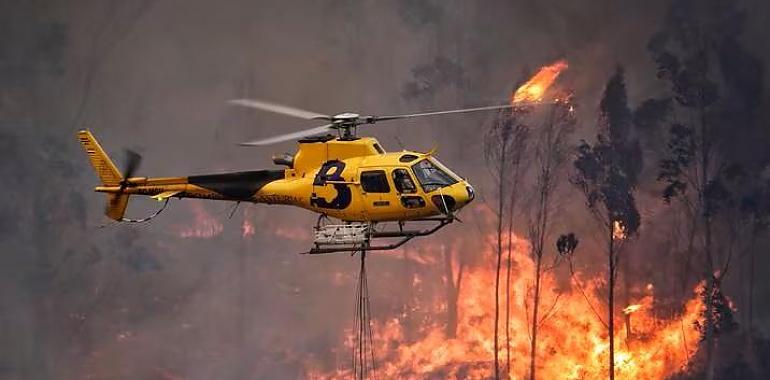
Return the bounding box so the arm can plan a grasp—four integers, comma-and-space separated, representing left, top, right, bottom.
303, 217, 453, 255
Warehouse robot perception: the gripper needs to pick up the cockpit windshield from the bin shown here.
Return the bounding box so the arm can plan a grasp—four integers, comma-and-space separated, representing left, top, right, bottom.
411, 158, 459, 192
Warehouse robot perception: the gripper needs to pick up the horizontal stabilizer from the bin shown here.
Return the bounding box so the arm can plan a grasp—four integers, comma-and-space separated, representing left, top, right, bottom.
151, 190, 182, 201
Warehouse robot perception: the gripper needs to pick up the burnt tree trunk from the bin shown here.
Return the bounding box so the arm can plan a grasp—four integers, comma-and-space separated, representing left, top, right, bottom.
749, 247, 755, 330
528, 172, 551, 380
526, 101, 568, 380
493, 143, 507, 380
608, 225, 616, 380
703, 221, 716, 380
443, 246, 464, 339
529, 254, 543, 380
486, 108, 528, 380
506, 197, 515, 374
700, 103, 716, 380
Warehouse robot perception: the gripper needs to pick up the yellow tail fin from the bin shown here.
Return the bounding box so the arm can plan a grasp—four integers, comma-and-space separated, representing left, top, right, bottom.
77, 130, 122, 186
106, 193, 129, 221
78, 130, 130, 221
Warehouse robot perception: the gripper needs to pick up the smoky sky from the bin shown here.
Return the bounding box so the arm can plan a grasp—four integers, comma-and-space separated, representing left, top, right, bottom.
2, 0, 770, 379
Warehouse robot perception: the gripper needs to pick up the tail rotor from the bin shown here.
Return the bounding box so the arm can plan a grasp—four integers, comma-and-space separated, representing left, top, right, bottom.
119, 149, 142, 192
107, 149, 142, 218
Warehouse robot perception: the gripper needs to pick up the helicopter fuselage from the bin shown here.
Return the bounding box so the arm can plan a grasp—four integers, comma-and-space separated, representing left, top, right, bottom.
92, 136, 474, 222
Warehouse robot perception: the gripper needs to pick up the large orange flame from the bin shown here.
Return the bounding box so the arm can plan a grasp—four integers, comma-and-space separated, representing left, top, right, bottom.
512, 60, 569, 103
308, 228, 703, 379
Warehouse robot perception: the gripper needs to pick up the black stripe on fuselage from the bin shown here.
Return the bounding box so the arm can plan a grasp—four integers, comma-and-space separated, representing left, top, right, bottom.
188, 170, 285, 200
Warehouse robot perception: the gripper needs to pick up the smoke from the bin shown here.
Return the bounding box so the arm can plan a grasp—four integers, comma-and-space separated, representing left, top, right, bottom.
1, 0, 769, 378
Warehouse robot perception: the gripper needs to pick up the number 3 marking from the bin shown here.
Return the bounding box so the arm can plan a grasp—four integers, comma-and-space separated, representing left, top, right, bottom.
311, 160, 352, 209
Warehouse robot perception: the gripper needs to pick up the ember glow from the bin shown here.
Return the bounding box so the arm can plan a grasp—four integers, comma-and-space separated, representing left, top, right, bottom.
613, 220, 627, 241
242, 218, 255, 238
308, 232, 703, 380
176, 203, 224, 239
242, 208, 256, 238
512, 60, 569, 103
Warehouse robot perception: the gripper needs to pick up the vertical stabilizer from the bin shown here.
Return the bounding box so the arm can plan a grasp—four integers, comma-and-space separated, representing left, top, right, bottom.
77, 130, 122, 186
77, 130, 130, 221
106, 194, 129, 221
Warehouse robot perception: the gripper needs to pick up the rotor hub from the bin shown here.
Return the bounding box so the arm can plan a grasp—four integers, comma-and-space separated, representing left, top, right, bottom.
333, 112, 360, 121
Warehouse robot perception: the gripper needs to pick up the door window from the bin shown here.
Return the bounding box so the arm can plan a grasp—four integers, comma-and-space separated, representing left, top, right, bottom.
360, 170, 390, 193
392, 169, 417, 194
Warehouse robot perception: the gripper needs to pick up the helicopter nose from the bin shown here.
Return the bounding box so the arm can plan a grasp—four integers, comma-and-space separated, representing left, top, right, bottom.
465, 184, 475, 203
430, 183, 475, 215
454, 183, 474, 209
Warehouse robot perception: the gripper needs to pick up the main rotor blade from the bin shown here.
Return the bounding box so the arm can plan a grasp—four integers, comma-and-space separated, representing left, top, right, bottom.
375, 104, 515, 122
228, 99, 332, 121
239, 123, 337, 146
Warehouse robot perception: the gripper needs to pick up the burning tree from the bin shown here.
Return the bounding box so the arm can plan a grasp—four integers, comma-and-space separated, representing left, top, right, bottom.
483, 106, 528, 379
648, 1, 768, 378
524, 94, 576, 380
488, 59, 568, 379
308, 217, 707, 380
572, 67, 642, 380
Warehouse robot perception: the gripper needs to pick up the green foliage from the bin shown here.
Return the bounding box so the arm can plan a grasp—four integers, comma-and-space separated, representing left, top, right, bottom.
632, 97, 672, 132
573, 68, 641, 236
600, 68, 644, 185
573, 136, 640, 236
739, 179, 770, 233
556, 233, 578, 256
658, 123, 695, 203
694, 277, 738, 339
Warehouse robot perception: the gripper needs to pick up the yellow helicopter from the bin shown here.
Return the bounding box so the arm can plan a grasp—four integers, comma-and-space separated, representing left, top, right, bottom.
78, 99, 517, 254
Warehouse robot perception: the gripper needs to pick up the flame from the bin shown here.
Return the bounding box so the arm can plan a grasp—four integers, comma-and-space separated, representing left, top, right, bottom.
176, 203, 223, 239
512, 60, 569, 103
623, 304, 642, 315
242, 208, 256, 238
309, 228, 703, 380
613, 220, 627, 241
242, 218, 255, 238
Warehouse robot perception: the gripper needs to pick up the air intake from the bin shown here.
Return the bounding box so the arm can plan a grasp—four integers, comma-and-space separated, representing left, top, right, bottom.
272, 153, 294, 168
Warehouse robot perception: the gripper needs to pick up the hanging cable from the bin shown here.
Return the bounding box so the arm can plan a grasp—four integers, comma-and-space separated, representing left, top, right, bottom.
121, 198, 170, 223
228, 201, 241, 219
352, 249, 377, 379
98, 198, 171, 228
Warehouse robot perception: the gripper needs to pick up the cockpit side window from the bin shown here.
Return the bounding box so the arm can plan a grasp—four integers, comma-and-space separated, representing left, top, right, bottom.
360, 170, 390, 193
392, 168, 417, 194
411, 159, 459, 192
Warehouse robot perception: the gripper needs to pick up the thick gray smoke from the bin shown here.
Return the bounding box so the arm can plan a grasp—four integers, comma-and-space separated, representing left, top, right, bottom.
1, 0, 769, 378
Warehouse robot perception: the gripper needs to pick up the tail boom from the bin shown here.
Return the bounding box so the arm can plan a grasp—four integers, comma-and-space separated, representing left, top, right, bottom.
94, 171, 291, 203
79, 130, 296, 221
